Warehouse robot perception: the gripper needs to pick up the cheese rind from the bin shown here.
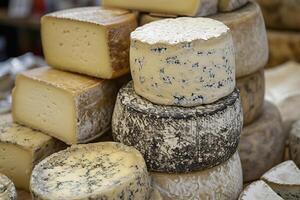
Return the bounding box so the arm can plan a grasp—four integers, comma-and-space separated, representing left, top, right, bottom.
0, 173, 17, 200
218, 0, 249, 12
131, 17, 235, 106
236, 69, 265, 125
239, 101, 285, 182
151, 152, 242, 200
30, 142, 151, 200
41, 7, 137, 79
289, 120, 300, 168
112, 81, 243, 172
12, 67, 118, 145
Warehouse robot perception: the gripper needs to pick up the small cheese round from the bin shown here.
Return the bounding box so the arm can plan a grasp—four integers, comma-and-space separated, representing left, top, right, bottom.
0, 173, 17, 200
131, 17, 235, 106
30, 142, 151, 200
290, 120, 300, 167
218, 0, 249, 12
112, 81, 243, 172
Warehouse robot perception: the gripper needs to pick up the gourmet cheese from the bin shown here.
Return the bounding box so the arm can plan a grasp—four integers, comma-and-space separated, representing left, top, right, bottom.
218, 0, 248, 12
290, 120, 300, 167
267, 30, 300, 68
239, 101, 285, 182
261, 160, 300, 199
0, 173, 17, 200
238, 180, 283, 200
41, 7, 137, 79
30, 142, 151, 200
12, 67, 118, 145
131, 17, 235, 106
236, 69, 265, 125
103, 0, 217, 16
0, 114, 65, 190
211, 2, 268, 78
151, 152, 242, 200
112, 81, 243, 172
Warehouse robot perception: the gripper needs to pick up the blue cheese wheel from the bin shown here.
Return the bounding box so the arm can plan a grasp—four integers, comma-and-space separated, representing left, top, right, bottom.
112, 81, 243, 172
30, 142, 151, 200
0, 173, 17, 200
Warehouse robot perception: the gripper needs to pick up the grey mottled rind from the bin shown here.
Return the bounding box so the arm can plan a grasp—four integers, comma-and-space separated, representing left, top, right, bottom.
0, 173, 17, 200
112, 81, 243, 172
290, 120, 300, 168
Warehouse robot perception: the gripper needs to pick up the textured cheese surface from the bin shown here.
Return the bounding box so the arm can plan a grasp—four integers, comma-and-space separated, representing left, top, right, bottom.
151, 152, 242, 200
239, 101, 285, 182
30, 142, 151, 200
218, 0, 249, 12
0, 173, 17, 200
290, 120, 300, 168
13, 67, 118, 144
112, 82, 243, 172
238, 180, 283, 200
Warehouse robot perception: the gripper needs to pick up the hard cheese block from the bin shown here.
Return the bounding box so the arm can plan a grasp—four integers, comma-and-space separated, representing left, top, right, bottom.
102, 0, 217, 16
218, 0, 248, 12
289, 120, 300, 168
236, 69, 265, 125
238, 180, 283, 200
0, 173, 17, 200
0, 114, 65, 190
151, 152, 242, 200
239, 101, 285, 182
131, 17, 235, 106
30, 142, 151, 200
13, 67, 119, 145
112, 81, 243, 172
261, 160, 300, 199
41, 7, 137, 79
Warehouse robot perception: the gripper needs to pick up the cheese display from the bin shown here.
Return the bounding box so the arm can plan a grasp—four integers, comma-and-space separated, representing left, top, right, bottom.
30, 142, 151, 200
218, 0, 248, 12
0, 114, 65, 190
131, 17, 235, 106
112, 81, 243, 172
0, 173, 17, 200
102, 0, 218, 16
238, 180, 283, 200
236, 69, 265, 125
290, 120, 300, 167
151, 152, 242, 200
41, 7, 137, 79
239, 101, 285, 182
12, 67, 119, 145
261, 160, 300, 199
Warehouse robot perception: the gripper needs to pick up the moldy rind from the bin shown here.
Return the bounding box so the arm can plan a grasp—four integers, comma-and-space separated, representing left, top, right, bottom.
0, 173, 17, 200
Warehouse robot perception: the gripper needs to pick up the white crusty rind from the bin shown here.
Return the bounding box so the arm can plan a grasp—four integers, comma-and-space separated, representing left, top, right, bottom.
0, 174, 17, 200
290, 120, 300, 167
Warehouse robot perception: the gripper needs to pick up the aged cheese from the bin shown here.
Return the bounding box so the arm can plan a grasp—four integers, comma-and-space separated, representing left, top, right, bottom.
112, 81, 243, 172
239, 101, 285, 182
41, 7, 137, 79
289, 120, 300, 167
211, 2, 268, 78
150, 189, 162, 200
238, 180, 283, 200
0, 173, 17, 200
261, 160, 300, 199
218, 0, 249, 12
103, 0, 217, 16
30, 142, 151, 200
151, 152, 242, 200
0, 114, 65, 190
236, 69, 265, 125
131, 17, 235, 106
12, 67, 118, 145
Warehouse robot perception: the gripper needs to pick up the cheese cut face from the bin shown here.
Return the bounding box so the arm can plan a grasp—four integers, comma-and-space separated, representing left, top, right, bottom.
0, 173, 17, 200
261, 160, 300, 200
12, 67, 119, 145
103, 0, 217, 16
238, 180, 283, 200
30, 142, 151, 200
236, 69, 265, 125
0, 114, 65, 190
218, 0, 249, 12
131, 17, 235, 106
151, 152, 242, 200
41, 7, 137, 79
289, 120, 300, 168
239, 101, 285, 182
112, 82, 243, 172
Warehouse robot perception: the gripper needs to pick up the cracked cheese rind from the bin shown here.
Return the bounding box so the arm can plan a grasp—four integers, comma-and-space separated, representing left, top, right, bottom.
0, 173, 17, 200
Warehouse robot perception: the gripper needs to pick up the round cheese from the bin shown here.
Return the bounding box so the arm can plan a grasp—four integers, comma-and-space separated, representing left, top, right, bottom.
239, 101, 285, 182
151, 152, 242, 200
131, 17, 235, 106
0, 173, 17, 200
112, 81, 243, 173
218, 0, 249, 12
236, 69, 265, 125
30, 142, 151, 200
290, 120, 300, 168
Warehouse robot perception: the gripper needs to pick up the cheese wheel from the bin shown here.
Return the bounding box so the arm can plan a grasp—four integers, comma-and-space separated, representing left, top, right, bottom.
239, 101, 285, 182
151, 152, 242, 200
112, 81, 243, 172
0, 173, 17, 200
290, 120, 300, 167
30, 142, 151, 200
218, 0, 249, 12
236, 69, 265, 125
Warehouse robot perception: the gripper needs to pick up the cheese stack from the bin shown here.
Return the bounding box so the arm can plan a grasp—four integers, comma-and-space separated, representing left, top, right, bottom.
112, 17, 244, 199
